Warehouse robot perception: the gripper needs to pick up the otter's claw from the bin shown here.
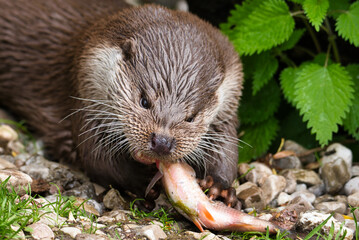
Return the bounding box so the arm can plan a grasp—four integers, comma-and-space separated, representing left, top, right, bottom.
198, 176, 239, 208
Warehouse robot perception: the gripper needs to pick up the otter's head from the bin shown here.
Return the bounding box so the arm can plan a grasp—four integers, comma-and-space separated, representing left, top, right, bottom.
76, 5, 242, 167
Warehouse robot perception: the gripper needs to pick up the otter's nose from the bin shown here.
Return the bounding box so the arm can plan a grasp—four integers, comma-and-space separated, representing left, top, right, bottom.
150, 133, 174, 156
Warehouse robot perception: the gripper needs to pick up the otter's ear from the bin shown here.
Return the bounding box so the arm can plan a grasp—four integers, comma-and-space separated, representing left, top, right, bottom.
121, 39, 136, 61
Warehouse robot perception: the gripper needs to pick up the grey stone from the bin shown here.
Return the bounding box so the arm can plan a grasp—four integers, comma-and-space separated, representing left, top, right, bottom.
236, 181, 265, 210
246, 162, 273, 185
348, 192, 359, 207
0, 156, 16, 169
283, 140, 315, 164
26, 223, 54, 240
281, 169, 297, 194
291, 191, 316, 204
61, 227, 82, 238
343, 177, 359, 195
138, 225, 167, 240
315, 201, 347, 214
351, 165, 359, 177
283, 169, 322, 186
103, 188, 127, 210
321, 158, 350, 194
308, 183, 326, 197
260, 175, 286, 204
322, 143, 352, 171
76, 233, 109, 240
185, 231, 222, 240
0, 169, 32, 195
296, 183, 307, 192
277, 192, 293, 206
286, 196, 313, 215
20, 164, 50, 180
272, 155, 302, 169
0, 124, 18, 142
297, 210, 353, 240
63, 181, 97, 199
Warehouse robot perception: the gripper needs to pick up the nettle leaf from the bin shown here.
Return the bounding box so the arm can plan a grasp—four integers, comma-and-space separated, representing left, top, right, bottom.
232, 0, 295, 55
252, 52, 279, 95
303, 0, 329, 31
220, 0, 264, 41
239, 117, 279, 162
336, 1, 359, 47
280, 67, 298, 106
343, 64, 359, 140
239, 79, 281, 125
328, 0, 350, 19
294, 63, 354, 146
278, 28, 306, 51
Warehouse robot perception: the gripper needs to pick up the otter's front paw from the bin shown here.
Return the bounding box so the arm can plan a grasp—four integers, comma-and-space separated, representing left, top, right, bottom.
198, 176, 240, 209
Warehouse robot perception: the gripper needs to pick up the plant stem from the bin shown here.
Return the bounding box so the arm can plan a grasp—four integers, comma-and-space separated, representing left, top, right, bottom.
302, 19, 321, 53
325, 44, 332, 68
324, 18, 340, 63
291, 10, 305, 16
275, 49, 297, 68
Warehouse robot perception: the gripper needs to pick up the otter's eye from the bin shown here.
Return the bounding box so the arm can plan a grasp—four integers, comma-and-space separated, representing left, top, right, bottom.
186, 117, 194, 123
140, 97, 150, 109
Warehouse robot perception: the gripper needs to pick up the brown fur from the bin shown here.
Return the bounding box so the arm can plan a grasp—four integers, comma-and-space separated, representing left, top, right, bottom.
0, 0, 243, 196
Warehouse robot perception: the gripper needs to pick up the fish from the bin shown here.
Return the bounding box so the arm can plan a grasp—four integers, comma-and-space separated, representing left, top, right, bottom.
158, 161, 285, 234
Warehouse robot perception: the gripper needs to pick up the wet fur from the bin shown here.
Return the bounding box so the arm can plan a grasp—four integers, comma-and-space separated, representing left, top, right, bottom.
0, 0, 243, 196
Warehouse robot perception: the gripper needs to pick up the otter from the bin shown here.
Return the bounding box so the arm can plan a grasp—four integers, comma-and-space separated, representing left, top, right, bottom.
0, 0, 243, 200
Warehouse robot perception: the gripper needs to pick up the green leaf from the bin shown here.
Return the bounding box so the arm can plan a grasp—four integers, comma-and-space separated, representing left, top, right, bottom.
328, 0, 350, 19
239, 117, 279, 162
294, 63, 354, 146
303, 0, 329, 31
289, 0, 304, 4
277, 28, 306, 51
336, 1, 359, 47
239, 79, 281, 125
252, 52, 279, 95
312, 53, 333, 65
280, 67, 298, 105
232, 0, 295, 55
343, 64, 359, 140
220, 0, 263, 40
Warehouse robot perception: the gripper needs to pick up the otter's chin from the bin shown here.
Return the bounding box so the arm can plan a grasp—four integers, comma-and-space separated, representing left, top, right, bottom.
133, 150, 157, 165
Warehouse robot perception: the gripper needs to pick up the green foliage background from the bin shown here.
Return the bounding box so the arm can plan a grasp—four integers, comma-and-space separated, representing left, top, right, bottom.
220, 0, 359, 162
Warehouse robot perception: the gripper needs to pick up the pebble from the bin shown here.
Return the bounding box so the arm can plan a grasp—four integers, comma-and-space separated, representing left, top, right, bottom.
343, 176, 359, 195
0, 124, 18, 142
260, 175, 286, 204
277, 192, 293, 206
236, 181, 265, 210
285, 196, 313, 215
321, 158, 351, 194
322, 143, 352, 170
281, 169, 297, 194
186, 230, 222, 240
284, 169, 322, 186
138, 224, 167, 240
298, 210, 354, 240
351, 165, 359, 177
38, 211, 67, 227
0, 169, 32, 195
246, 162, 273, 185
61, 227, 82, 238
63, 181, 97, 199
308, 183, 326, 197
0, 156, 17, 169
26, 222, 55, 240
314, 201, 347, 214
76, 233, 109, 240
348, 192, 359, 207
272, 155, 302, 170
20, 164, 50, 180
283, 140, 316, 164
103, 188, 127, 210
291, 190, 316, 204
